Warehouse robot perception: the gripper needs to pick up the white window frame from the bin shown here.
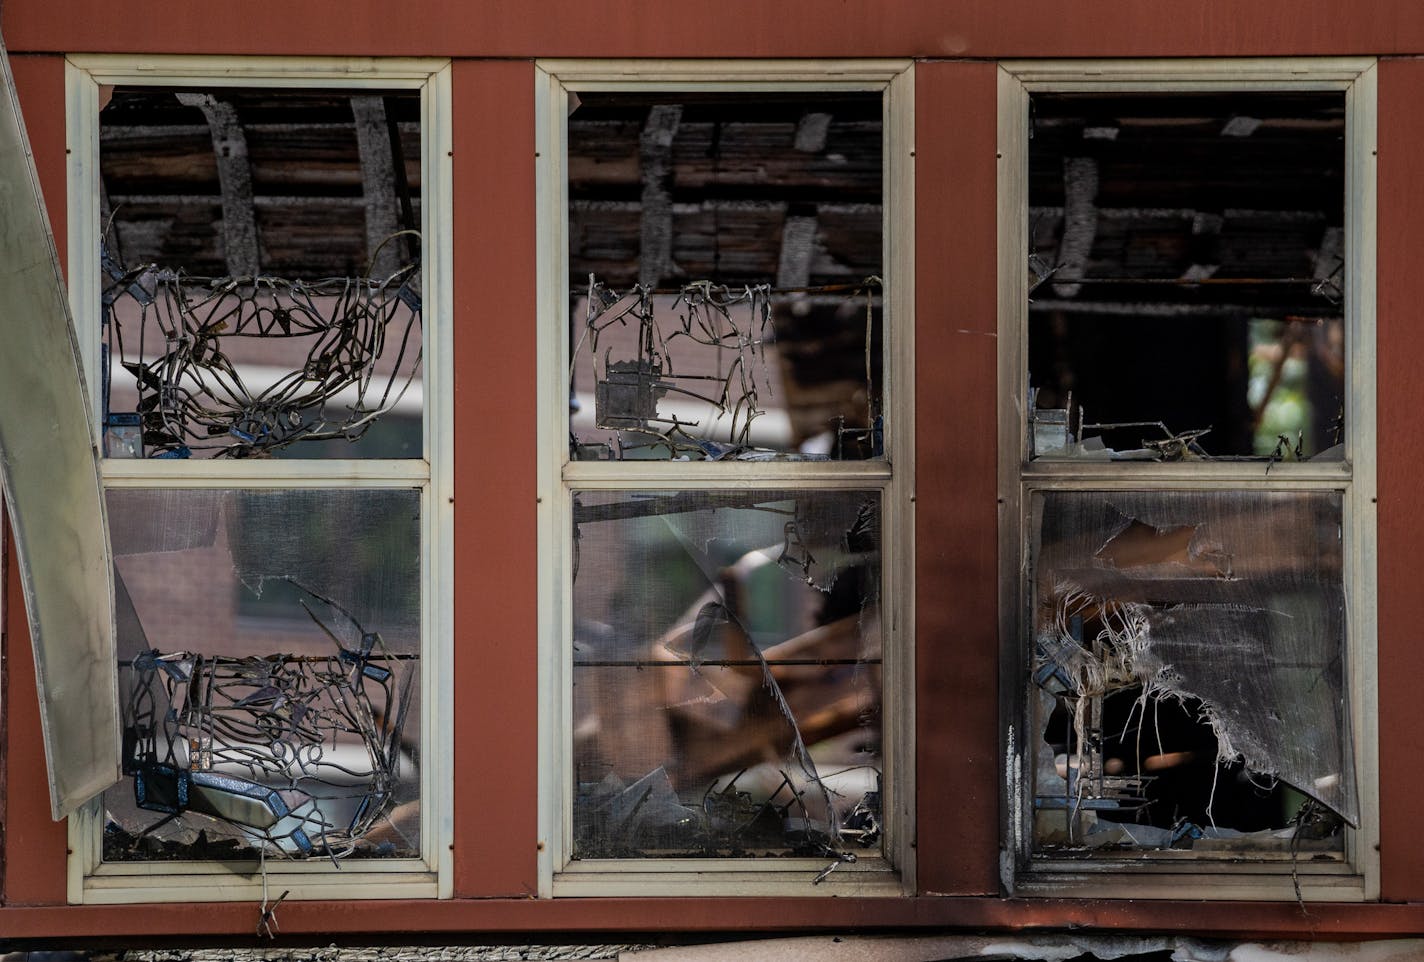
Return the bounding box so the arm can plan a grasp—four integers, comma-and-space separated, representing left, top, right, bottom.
534, 59, 916, 898
62, 54, 455, 904
997, 57, 1379, 901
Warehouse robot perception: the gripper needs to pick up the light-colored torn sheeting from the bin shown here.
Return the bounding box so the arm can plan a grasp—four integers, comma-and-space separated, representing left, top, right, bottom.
0, 36, 119, 819
622, 936, 1424, 962
1033, 490, 1355, 823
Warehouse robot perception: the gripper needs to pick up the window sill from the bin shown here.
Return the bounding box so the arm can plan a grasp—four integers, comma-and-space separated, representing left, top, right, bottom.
1011, 865, 1366, 902
552, 857, 905, 898
75, 866, 439, 904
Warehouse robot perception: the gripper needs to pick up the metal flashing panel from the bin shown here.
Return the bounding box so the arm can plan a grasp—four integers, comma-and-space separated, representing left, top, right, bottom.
0, 36, 120, 818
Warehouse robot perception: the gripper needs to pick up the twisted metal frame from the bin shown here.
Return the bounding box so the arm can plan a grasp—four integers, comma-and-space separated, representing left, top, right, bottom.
121, 582, 413, 859
101, 233, 422, 458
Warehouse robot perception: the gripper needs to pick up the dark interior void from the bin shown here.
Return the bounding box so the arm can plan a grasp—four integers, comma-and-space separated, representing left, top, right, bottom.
1027, 92, 1346, 459
1043, 687, 1291, 833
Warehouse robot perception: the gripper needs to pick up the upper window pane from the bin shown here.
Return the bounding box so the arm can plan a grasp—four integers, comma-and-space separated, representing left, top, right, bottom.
99, 89, 423, 459
1026, 93, 1346, 462
568, 92, 884, 462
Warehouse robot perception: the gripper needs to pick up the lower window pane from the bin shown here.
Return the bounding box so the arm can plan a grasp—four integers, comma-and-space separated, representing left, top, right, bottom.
103, 487, 421, 862
571, 489, 883, 860
1029, 489, 1352, 858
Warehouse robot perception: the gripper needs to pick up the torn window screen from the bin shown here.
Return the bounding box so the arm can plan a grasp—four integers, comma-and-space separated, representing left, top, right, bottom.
568, 93, 884, 461
99, 88, 424, 459
1029, 490, 1353, 856
570, 490, 882, 859
103, 488, 421, 861
1026, 93, 1346, 461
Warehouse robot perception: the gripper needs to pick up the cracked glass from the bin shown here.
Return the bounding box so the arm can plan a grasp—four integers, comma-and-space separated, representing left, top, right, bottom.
1029, 489, 1351, 857
570, 490, 882, 860
103, 488, 421, 861
567, 92, 884, 462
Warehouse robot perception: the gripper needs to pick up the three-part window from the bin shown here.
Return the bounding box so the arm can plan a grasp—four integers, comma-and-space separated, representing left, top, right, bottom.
44, 55, 1377, 904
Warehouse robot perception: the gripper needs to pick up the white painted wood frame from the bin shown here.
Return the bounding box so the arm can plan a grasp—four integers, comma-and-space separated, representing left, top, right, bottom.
535, 59, 916, 898
997, 58, 1379, 901
63, 54, 454, 904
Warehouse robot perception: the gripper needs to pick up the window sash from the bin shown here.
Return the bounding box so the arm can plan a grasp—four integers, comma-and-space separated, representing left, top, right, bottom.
535, 59, 916, 897
62, 54, 454, 903
996, 58, 1379, 900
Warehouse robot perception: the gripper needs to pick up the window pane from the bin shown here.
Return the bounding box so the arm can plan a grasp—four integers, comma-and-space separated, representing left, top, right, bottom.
568, 93, 884, 462
1029, 489, 1352, 856
1026, 93, 1346, 461
99, 89, 423, 459
571, 490, 882, 859
103, 488, 421, 861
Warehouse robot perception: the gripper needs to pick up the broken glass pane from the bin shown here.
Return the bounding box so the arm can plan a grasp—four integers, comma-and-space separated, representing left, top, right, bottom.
99, 89, 423, 459
1026, 93, 1346, 461
102, 488, 421, 861
1029, 489, 1353, 857
568, 93, 884, 462
571, 490, 882, 860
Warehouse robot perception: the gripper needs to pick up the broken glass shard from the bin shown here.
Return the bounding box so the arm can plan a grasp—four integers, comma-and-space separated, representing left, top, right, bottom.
570, 489, 882, 858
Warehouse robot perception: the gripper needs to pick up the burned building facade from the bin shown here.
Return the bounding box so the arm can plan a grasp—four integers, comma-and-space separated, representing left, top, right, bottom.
1, 3, 1423, 957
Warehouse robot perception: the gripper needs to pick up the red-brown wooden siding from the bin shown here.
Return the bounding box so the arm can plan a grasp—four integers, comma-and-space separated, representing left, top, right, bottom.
3, 0, 1424, 938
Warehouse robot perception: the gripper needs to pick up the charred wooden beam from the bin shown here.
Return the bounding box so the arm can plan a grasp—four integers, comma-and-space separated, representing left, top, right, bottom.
638, 105, 682, 288
350, 95, 402, 277
777, 215, 819, 288
794, 112, 832, 153
175, 93, 259, 276
1052, 156, 1098, 299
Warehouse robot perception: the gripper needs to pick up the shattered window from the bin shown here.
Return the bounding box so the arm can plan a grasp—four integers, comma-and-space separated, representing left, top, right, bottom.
1029, 490, 1352, 857
1026, 93, 1345, 462
86, 80, 434, 874
104, 489, 420, 860
99, 89, 423, 460
568, 92, 884, 462
553, 73, 904, 885
1011, 82, 1370, 878
571, 490, 882, 861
